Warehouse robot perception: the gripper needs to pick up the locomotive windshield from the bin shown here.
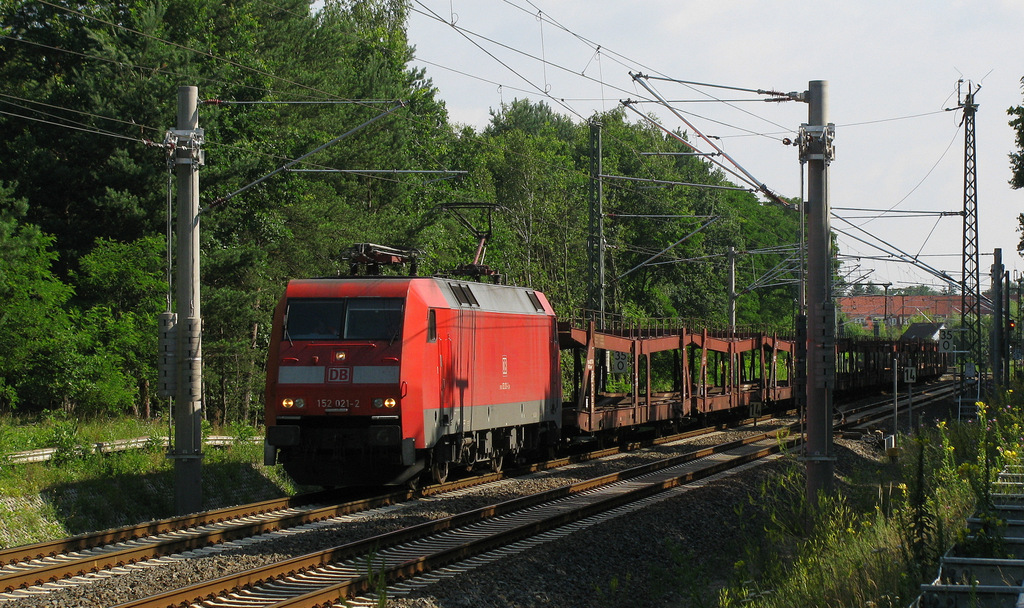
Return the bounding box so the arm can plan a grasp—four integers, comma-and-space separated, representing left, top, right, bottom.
284, 298, 403, 341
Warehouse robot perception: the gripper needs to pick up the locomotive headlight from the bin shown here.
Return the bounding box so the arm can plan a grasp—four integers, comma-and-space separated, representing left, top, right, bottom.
294, 398, 305, 408
384, 398, 397, 408
334, 350, 347, 362
282, 398, 294, 409
373, 398, 384, 408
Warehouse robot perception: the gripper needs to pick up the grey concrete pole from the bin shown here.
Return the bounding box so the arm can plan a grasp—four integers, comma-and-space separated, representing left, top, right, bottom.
728, 247, 736, 332
803, 80, 835, 503
172, 86, 204, 514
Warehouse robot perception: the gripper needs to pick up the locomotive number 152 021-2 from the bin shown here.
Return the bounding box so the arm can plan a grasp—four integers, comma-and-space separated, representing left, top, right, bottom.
319, 399, 358, 409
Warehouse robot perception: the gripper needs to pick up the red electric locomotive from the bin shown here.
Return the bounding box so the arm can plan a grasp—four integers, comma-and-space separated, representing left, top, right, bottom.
263, 276, 562, 486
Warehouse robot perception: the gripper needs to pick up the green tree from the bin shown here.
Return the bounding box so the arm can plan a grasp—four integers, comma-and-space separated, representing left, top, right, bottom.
72, 236, 167, 416
0, 182, 74, 411
1009, 78, 1024, 250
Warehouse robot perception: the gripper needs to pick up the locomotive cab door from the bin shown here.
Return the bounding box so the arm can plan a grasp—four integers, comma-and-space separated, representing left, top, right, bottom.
439, 327, 455, 429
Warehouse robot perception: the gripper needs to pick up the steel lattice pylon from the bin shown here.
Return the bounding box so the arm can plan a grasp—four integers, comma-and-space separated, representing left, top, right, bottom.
961, 86, 982, 395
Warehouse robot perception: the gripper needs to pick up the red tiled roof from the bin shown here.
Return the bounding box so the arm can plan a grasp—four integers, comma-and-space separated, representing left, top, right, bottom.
837, 294, 991, 319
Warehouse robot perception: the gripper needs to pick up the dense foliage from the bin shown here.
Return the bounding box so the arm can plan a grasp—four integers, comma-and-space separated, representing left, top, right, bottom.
0, 0, 801, 422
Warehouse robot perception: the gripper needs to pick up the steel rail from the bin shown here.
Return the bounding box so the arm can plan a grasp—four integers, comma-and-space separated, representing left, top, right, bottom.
0, 487, 434, 593
0, 410, 775, 593
0, 490, 339, 567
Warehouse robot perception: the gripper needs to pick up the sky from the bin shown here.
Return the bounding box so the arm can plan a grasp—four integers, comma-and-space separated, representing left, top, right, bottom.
404, 0, 1024, 295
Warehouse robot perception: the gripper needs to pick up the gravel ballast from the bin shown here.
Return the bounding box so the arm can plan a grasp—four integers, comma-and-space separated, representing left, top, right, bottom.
0, 428, 889, 608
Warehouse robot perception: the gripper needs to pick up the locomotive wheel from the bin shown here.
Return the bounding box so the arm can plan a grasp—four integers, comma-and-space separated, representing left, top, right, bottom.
490, 454, 504, 473
430, 458, 449, 484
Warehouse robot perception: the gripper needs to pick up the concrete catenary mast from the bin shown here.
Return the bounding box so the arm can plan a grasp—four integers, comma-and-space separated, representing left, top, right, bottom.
801, 81, 836, 501
169, 86, 204, 515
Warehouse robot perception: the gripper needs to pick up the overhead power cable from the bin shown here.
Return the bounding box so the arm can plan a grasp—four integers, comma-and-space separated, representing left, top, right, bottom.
831, 216, 981, 301
599, 174, 751, 192
203, 102, 406, 212
851, 124, 962, 228
0, 92, 163, 137
0, 108, 147, 144
410, 1, 586, 121
618, 217, 720, 280
623, 74, 792, 208
638, 74, 800, 99
0, 33, 294, 104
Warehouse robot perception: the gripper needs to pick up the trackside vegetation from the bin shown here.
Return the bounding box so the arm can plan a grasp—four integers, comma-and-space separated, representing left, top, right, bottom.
0, 414, 297, 547
711, 392, 1017, 608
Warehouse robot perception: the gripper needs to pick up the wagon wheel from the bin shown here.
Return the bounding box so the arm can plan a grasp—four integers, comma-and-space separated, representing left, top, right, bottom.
430, 455, 449, 484
490, 453, 504, 474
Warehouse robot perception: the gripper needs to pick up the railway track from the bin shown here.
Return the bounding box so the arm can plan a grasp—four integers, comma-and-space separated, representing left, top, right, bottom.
111, 428, 799, 608
0, 413, 779, 600
0, 380, 956, 606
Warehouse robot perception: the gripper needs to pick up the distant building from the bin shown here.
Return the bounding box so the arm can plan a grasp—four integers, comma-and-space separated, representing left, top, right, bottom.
836, 294, 993, 332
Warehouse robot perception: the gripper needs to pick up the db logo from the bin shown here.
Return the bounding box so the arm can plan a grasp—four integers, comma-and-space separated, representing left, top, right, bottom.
327, 367, 351, 383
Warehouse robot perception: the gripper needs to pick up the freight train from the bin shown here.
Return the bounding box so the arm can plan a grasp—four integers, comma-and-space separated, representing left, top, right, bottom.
263, 268, 947, 487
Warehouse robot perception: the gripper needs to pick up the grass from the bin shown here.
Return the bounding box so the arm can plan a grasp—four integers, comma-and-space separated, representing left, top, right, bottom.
0, 411, 170, 454
0, 414, 300, 548
710, 397, 1011, 608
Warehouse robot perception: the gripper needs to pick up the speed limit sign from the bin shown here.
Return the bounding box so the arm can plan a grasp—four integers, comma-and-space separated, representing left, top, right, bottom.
938, 329, 954, 353
611, 351, 629, 375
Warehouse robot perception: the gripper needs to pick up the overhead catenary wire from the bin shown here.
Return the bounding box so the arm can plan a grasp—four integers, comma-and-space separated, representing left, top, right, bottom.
0, 92, 164, 137
0, 108, 149, 144
0, 33, 308, 106
28, 1, 402, 109
617, 217, 721, 280
16, 0, 918, 245
599, 174, 752, 192
203, 102, 406, 212
831, 217, 970, 299
410, 1, 588, 121
849, 124, 962, 229
629, 73, 792, 206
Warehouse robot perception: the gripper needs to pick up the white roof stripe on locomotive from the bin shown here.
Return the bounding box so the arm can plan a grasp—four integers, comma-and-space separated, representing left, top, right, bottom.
279, 366, 325, 384
353, 366, 399, 384
430, 278, 550, 315
278, 366, 399, 384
